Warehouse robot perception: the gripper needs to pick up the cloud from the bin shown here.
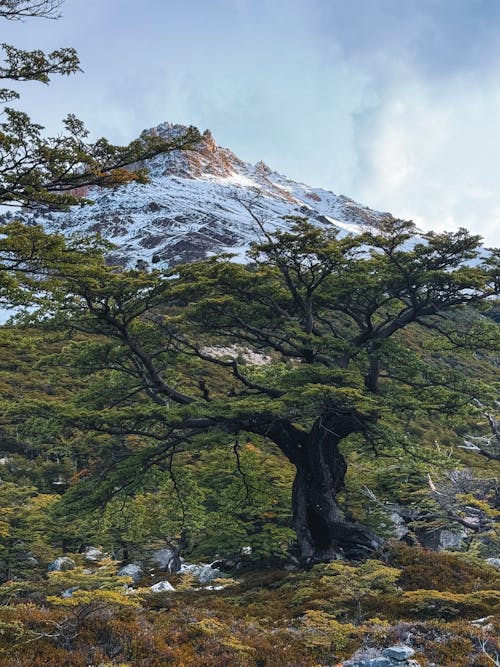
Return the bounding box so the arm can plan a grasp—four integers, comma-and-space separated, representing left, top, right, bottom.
312, 0, 500, 79
4, 0, 500, 245
299, 1, 500, 243
352, 73, 500, 242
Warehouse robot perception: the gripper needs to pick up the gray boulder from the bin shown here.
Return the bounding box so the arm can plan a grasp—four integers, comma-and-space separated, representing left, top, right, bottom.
117, 563, 142, 583
84, 546, 105, 562
150, 548, 173, 568
437, 529, 468, 551
389, 511, 409, 539
382, 646, 416, 662
180, 562, 220, 584
48, 556, 76, 572
150, 548, 183, 572
485, 557, 500, 568
61, 586, 79, 598
343, 645, 420, 667
416, 527, 467, 552
344, 659, 392, 667
150, 580, 175, 592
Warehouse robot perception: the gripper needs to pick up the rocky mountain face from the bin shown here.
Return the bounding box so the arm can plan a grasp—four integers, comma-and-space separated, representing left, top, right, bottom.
5, 122, 394, 268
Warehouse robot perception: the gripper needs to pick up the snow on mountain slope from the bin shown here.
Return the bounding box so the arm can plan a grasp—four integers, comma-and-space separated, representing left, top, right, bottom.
5, 123, 395, 268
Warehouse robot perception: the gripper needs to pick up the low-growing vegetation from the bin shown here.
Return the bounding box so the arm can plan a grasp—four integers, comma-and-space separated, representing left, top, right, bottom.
0, 547, 498, 666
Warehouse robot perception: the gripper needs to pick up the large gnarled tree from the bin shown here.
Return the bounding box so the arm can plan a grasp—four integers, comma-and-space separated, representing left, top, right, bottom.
2, 217, 498, 562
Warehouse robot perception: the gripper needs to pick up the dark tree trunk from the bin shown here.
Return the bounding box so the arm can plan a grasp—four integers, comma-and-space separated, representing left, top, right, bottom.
236, 409, 381, 563
364, 355, 381, 392
288, 411, 381, 562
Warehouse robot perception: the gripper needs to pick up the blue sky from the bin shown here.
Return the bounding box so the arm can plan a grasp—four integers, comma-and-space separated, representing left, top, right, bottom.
6, 0, 500, 245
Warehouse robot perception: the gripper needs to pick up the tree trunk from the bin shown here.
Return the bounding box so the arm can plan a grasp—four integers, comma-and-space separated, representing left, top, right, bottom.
364, 355, 381, 392
290, 411, 381, 562
235, 409, 381, 563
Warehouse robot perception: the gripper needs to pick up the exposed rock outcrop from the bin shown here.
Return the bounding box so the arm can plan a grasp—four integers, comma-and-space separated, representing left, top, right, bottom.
47, 556, 76, 572
343, 645, 420, 667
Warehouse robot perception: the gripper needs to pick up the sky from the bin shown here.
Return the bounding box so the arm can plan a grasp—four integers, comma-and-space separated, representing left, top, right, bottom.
5, 0, 500, 246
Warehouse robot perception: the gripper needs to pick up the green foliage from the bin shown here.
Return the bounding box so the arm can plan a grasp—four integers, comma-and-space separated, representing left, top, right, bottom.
0, 213, 497, 564
395, 588, 500, 620
96, 465, 207, 557
0, 483, 58, 580
300, 609, 357, 650
313, 560, 401, 623
86, 443, 295, 562
192, 443, 295, 560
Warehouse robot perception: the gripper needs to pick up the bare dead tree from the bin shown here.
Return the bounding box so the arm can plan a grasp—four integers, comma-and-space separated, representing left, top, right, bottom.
461, 412, 500, 461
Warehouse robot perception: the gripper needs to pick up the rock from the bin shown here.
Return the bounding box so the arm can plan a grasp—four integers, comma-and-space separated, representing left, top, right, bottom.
485, 557, 500, 568
345, 659, 392, 667
117, 563, 142, 583
61, 586, 79, 598
415, 527, 467, 551
240, 545, 252, 556
48, 556, 76, 572
84, 546, 104, 562
343, 646, 420, 667
438, 529, 468, 551
150, 548, 173, 568
150, 580, 175, 592
382, 645, 416, 661
180, 562, 220, 584
150, 548, 183, 572
389, 511, 409, 539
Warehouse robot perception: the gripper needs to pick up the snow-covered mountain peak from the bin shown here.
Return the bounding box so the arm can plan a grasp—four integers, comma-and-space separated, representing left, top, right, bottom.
4, 123, 395, 268
143, 123, 245, 181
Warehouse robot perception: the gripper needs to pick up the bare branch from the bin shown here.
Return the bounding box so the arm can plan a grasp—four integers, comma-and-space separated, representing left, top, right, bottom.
0, 0, 63, 20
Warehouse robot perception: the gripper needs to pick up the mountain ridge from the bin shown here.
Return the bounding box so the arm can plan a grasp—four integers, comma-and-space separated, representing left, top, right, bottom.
4, 122, 396, 268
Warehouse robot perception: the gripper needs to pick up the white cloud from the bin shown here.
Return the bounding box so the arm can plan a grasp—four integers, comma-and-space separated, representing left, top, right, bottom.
4, 0, 500, 246
353, 74, 500, 244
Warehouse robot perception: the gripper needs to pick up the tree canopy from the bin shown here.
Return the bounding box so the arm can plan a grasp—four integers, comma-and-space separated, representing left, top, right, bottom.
0, 0, 498, 567
2, 216, 498, 562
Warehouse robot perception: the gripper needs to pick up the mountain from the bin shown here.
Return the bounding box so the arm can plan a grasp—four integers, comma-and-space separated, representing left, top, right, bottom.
5, 122, 395, 268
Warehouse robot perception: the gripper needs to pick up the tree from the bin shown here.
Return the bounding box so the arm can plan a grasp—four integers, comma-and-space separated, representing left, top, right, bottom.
0, 482, 57, 581
171, 218, 499, 561
0, 1, 63, 21
3, 217, 497, 563
0, 0, 200, 210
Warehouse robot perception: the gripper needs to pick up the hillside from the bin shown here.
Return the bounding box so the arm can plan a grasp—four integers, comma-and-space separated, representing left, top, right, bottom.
1, 0, 499, 663
0, 210, 498, 665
